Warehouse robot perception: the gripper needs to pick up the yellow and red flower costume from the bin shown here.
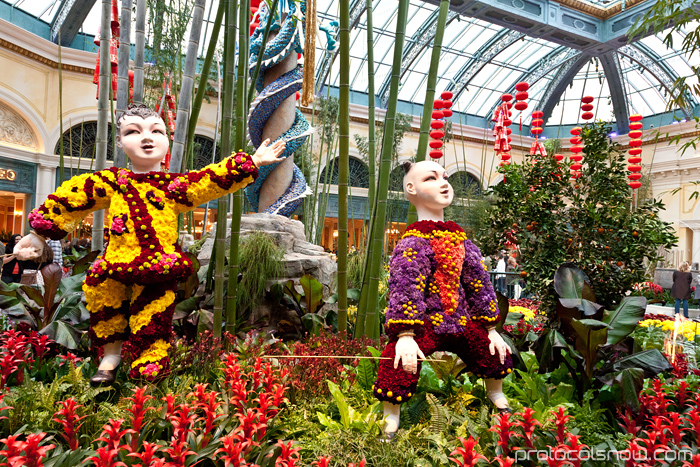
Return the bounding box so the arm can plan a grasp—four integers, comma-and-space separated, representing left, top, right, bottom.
28, 152, 258, 380
373, 220, 512, 404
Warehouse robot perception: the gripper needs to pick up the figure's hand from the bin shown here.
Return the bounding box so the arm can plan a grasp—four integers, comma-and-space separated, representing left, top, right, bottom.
13, 233, 44, 261
488, 329, 512, 365
251, 139, 286, 167
394, 335, 425, 374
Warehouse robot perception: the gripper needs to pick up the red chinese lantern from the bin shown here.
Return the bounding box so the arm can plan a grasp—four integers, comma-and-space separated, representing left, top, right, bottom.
629, 139, 643, 147
431, 120, 445, 129
629, 148, 642, 156
514, 101, 528, 111
501, 154, 511, 161
629, 122, 643, 131
581, 104, 594, 112
506, 127, 512, 136
628, 165, 642, 172
554, 154, 564, 162
532, 118, 544, 127
433, 100, 444, 109
570, 136, 582, 144
571, 163, 583, 171
429, 140, 443, 149
629, 181, 642, 189
570, 155, 583, 162
441, 91, 453, 100
502, 93, 513, 102
629, 114, 642, 122
503, 118, 513, 127
628, 156, 642, 164
629, 130, 643, 139
443, 100, 453, 108
571, 171, 582, 179
504, 102, 513, 110
442, 109, 453, 118
628, 173, 642, 181
531, 110, 543, 119
515, 82, 529, 92
581, 111, 594, 120
515, 91, 529, 101
531, 127, 543, 135
429, 150, 443, 159
581, 96, 594, 104
432, 110, 444, 119
570, 127, 582, 136
430, 130, 444, 139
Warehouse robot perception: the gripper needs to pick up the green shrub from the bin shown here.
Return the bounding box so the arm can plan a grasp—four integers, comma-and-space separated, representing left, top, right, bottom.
236, 230, 284, 313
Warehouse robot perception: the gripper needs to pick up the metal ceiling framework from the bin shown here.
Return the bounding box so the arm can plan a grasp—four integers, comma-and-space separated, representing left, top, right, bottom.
50, 0, 97, 46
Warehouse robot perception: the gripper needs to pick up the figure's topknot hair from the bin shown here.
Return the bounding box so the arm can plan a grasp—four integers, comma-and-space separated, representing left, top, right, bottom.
401, 161, 414, 175
116, 104, 162, 134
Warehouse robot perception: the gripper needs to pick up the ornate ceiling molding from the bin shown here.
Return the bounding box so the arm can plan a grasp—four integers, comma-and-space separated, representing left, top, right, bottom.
0, 101, 38, 150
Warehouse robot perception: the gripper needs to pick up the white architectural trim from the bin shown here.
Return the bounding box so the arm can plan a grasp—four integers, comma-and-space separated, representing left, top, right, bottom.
0, 88, 49, 153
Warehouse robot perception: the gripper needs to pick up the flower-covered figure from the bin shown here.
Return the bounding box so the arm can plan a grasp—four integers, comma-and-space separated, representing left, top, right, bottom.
16, 104, 286, 385
374, 160, 513, 439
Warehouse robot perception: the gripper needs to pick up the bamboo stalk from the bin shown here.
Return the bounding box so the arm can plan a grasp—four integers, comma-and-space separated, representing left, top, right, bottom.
133, 0, 146, 104
93, 0, 112, 252
115, 0, 132, 168
213, 0, 237, 338
365, 0, 376, 238
170, 0, 207, 173
337, 0, 350, 334
362, 0, 410, 339
226, 0, 250, 332
406, 0, 450, 225
203, 53, 223, 235
186, 0, 225, 170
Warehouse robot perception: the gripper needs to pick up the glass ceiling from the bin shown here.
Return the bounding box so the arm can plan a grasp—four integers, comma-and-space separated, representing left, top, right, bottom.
8, 0, 700, 128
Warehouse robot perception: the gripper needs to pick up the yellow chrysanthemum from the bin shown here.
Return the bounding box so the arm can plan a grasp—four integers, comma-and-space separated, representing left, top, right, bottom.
131, 339, 170, 368
509, 305, 535, 321
638, 319, 699, 342
129, 290, 176, 333
92, 315, 129, 338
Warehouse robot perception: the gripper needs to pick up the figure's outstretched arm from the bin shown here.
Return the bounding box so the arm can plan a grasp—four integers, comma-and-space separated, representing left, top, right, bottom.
29, 170, 117, 239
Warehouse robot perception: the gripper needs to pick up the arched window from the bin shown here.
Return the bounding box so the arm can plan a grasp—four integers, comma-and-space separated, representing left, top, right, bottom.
449, 171, 482, 197
388, 165, 405, 192
318, 157, 370, 188
192, 135, 222, 170
55, 121, 115, 161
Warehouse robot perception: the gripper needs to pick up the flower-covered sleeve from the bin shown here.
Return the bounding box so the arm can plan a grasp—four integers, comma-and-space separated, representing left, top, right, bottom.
29, 169, 117, 240
461, 239, 499, 327
385, 236, 434, 338
169, 151, 259, 212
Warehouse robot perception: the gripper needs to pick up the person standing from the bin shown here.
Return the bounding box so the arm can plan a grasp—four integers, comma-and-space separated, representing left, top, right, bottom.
495, 252, 506, 295
1, 234, 22, 284
671, 261, 692, 319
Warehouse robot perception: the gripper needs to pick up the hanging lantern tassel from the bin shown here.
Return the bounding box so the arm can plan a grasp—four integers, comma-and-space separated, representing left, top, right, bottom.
628, 114, 643, 191
301, 0, 317, 106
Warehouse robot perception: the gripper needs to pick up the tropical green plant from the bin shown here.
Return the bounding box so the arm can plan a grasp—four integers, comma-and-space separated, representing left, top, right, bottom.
236, 231, 284, 313
532, 263, 672, 410
280, 274, 326, 335
0, 265, 88, 349
481, 120, 677, 315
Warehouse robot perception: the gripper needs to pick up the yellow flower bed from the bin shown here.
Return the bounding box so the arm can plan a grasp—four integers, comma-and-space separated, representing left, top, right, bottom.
509, 305, 536, 322
638, 319, 700, 342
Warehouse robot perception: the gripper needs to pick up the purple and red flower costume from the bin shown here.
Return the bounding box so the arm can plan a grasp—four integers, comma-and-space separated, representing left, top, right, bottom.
373, 220, 512, 404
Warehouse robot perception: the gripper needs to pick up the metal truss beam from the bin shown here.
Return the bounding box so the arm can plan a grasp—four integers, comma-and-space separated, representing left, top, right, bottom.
599, 51, 629, 134
447, 29, 525, 105
376, 9, 459, 105
51, 0, 97, 45
316, 0, 367, 94
540, 53, 590, 124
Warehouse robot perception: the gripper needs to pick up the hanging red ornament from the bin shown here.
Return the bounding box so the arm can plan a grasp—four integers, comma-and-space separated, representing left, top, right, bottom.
531, 110, 543, 119
443, 100, 453, 108
554, 154, 564, 162
629, 139, 643, 147
581, 104, 594, 112
429, 140, 443, 149
433, 100, 444, 109
629, 148, 642, 156
628, 156, 642, 164
628, 130, 643, 139
295, 91, 300, 100
250, 23, 260, 35
570, 155, 583, 162
628, 165, 642, 172
442, 109, 453, 118
506, 127, 512, 135
501, 154, 511, 161
629, 181, 642, 189
532, 118, 544, 126
571, 171, 582, 179
629, 122, 643, 131
581, 96, 594, 104
581, 111, 594, 120
432, 110, 444, 119
441, 91, 453, 100
499, 161, 511, 167
629, 114, 643, 122
571, 163, 582, 171
628, 173, 642, 181
514, 101, 528, 111
430, 121, 445, 130
501, 93, 513, 102
503, 118, 513, 127
504, 102, 513, 110
570, 146, 583, 153
570, 127, 582, 136
515, 91, 529, 101
515, 82, 529, 92
570, 136, 582, 144
531, 127, 543, 135
429, 150, 443, 159
430, 130, 444, 139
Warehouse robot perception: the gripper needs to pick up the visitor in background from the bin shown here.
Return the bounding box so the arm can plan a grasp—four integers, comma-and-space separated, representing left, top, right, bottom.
507, 256, 522, 300
671, 261, 692, 319
1, 234, 22, 284
47, 239, 63, 269
483, 255, 493, 272
495, 252, 506, 294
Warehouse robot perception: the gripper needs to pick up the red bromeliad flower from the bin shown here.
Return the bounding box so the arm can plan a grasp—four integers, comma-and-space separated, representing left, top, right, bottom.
449, 436, 488, 466
550, 407, 572, 444
662, 412, 688, 447
18, 432, 55, 467
29, 332, 52, 366
188, 384, 223, 448
686, 405, 700, 443
676, 380, 691, 410
682, 453, 700, 467
52, 397, 87, 451
127, 441, 161, 467
618, 408, 642, 436
170, 404, 197, 445
543, 447, 569, 467
87, 447, 127, 467
161, 393, 176, 419
57, 352, 83, 367
0, 434, 27, 463
489, 412, 514, 456
312, 457, 332, 467
493, 455, 515, 467
348, 461, 366, 467
562, 434, 587, 467
274, 440, 301, 467
125, 386, 156, 452
162, 438, 195, 467
235, 408, 267, 450
96, 418, 134, 451
215, 434, 248, 467
514, 407, 541, 450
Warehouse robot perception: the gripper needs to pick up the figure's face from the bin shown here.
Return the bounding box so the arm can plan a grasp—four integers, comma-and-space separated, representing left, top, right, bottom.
405, 161, 453, 210
116, 115, 169, 171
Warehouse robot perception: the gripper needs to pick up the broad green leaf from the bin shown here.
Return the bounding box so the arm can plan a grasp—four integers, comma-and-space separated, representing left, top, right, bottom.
40, 321, 83, 349
612, 349, 671, 377
301, 313, 324, 336
72, 250, 100, 275
504, 312, 524, 326
558, 298, 602, 317
20, 285, 44, 308
299, 274, 324, 314
570, 318, 608, 379
532, 328, 569, 373
58, 273, 86, 297
327, 381, 351, 428
367, 346, 382, 358
501, 334, 525, 372
603, 296, 647, 346
173, 297, 199, 320
613, 368, 644, 412
196, 309, 214, 335
3, 303, 36, 327
495, 290, 509, 332
554, 263, 595, 301
576, 319, 610, 329
52, 293, 83, 324
283, 280, 302, 306
41, 263, 63, 310
356, 358, 376, 390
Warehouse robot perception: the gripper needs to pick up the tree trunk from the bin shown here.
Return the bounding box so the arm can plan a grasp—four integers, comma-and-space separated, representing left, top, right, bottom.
213, 0, 237, 338
361, 0, 410, 339
406, 0, 450, 225
115, 0, 133, 168
93, 0, 112, 252
169, 0, 207, 173
226, 0, 249, 331
132, 0, 146, 104
337, 0, 350, 334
